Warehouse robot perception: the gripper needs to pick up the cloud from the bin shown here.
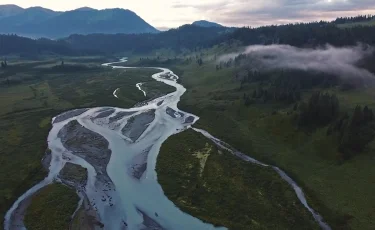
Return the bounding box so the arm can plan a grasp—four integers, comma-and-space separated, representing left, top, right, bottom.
172, 1, 228, 10
171, 0, 375, 27
156, 26, 170, 31
220, 44, 375, 79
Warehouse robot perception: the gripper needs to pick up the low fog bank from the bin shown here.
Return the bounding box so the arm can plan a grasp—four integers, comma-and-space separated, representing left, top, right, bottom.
220, 44, 375, 79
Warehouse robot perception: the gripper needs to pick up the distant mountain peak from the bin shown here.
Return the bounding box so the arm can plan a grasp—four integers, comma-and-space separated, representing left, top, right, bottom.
26, 6, 57, 13
192, 20, 223, 28
27, 6, 49, 10
75, 7, 96, 11
0, 4, 23, 9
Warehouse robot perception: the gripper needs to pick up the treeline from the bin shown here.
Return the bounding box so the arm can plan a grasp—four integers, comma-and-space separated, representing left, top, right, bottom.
133, 57, 185, 67
0, 35, 75, 56
48, 63, 102, 73
219, 23, 375, 47
243, 87, 301, 106
333, 15, 375, 24
0, 34, 99, 56
134, 54, 204, 68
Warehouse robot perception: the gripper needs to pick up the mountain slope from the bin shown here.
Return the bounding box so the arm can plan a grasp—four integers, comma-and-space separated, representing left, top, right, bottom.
0, 7, 59, 27
0, 6, 158, 38
192, 20, 223, 28
41, 8, 158, 37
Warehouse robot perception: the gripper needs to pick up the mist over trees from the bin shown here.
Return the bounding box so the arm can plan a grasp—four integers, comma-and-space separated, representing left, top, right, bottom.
205, 21, 375, 162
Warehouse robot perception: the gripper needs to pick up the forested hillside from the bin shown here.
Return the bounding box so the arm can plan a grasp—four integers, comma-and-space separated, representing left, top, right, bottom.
0, 35, 88, 56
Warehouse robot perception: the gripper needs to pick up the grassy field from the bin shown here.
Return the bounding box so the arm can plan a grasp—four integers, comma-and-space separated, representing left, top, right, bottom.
135, 53, 375, 230
0, 58, 173, 226
24, 183, 79, 230
157, 129, 319, 229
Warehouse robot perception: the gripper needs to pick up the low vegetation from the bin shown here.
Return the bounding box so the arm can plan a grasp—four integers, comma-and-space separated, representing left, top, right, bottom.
157, 129, 319, 229
24, 183, 79, 230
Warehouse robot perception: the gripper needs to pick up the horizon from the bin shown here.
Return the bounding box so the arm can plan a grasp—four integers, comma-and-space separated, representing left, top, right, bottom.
0, 0, 374, 30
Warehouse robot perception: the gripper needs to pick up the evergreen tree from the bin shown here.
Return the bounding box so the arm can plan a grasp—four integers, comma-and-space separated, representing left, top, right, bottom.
298, 92, 340, 127
330, 105, 375, 160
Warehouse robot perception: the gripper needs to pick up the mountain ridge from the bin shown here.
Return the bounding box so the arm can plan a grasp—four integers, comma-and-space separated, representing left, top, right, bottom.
192, 20, 224, 28
0, 4, 24, 18
0, 4, 159, 38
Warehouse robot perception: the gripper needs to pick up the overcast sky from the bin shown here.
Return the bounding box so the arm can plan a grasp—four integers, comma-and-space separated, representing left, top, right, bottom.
1, 0, 375, 29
